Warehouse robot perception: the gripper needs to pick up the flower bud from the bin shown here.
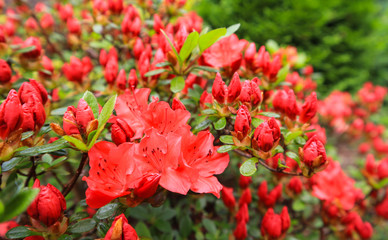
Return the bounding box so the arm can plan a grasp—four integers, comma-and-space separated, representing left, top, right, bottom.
0, 59, 12, 83
41, 13, 54, 31
299, 135, 328, 177
111, 118, 135, 145
236, 203, 249, 223
299, 92, 317, 123
212, 73, 227, 104
0, 90, 23, 140
67, 18, 81, 35
76, 99, 95, 132
116, 69, 127, 90
82, 57, 93, 76
39, 56, 54, 79
21, 37, 42, 60
128, 69, 138, 90
133, 38, 144, 60
108, 0, 123, 14
20, 95, 46, 132
18, 79, 48, 104
63, 106, 80, 135
199, 91, 212, 109
99, 49, 108, 67
133, 173, 161, 199
273, 89, 299, 120
244, 43, 256, 66
257, 181, 282, 208
172, 98, 186, 111
355, 220, 373, 240
239, 80, 262, 108
153, 14, 164, 33
252, 118, 281, 153
227, 72, 242, 103
234, 105, 251, 141
105, 57, 119, 85
376, 193, 388, 219
221, 186, 235, 210
286, 177, 303, 196
377, 159, 388, 180
62, 56, 84, 83
261, 207, 290, 239
27, 179, 66, 227
238, 188, 252, 206
233, 220, 247, 240
104, 214, 139, 240
239, 175, 252, 189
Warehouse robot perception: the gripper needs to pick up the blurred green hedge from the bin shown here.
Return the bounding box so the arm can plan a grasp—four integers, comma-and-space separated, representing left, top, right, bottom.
195, 0, 388, 94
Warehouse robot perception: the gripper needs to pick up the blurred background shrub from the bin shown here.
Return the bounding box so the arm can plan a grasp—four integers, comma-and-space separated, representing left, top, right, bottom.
195, 0, 388, 94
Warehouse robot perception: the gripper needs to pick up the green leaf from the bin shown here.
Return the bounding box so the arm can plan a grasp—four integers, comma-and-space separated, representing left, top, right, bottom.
179, 31, 199, 62
2, 157, 26, 171
170, 76, 185, 93
160, 29, 182, 66
88, 95, 117, 149
21, 131, 34, 141
224, 23, 240, 37
202, 218, 217, 234
376, 178, 388, 189
285, 131, 303, 144
192, 66, 219, 73
155, 219, 172, 233
69, 212, 90, 222
275, 65, 289, 83
295, 136, 306, 145
6, 226, 41, 239
155, 61, 171, 67
240, 157, 259, 176
135, 222, 152, 238
68, 219, 96, 234
1, 189, 39, 222
286, 151, 300, 163
292, 199, 305, 212
258, 112, 280, 118
217, 145, 237, 153
179, 214, 193, 238
95, 203, 120, 220
201, 109, 217, 115
50, 107, 68, 116
199, 28, 227, 53
266, 39, 279, 53
220, 135, 234, 144
58, 235, 73, 240
15, 138, 68, 157
144, 69, 166, 77
82, 91, 99, 119
193, 119, 212, 132
252, 117, 264, 128
15, 46, 36, 54
214, 117, 226, 130
63, 136, 88, 152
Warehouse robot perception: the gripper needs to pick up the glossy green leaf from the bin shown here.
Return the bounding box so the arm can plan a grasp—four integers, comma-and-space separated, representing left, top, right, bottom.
144, 69, 166, 77
240, 157, 259, 176
286, 151, 300, 163
214, 117, 226, 130
225, 23, 240, 37
252, 117, 264, 128
15, 46, 36, 54
15, 138, 68, 157
6, 226, 41, 239
217, 145, 237, 153
160, 30, 182, 66
82, 91, 99, 118
179, 31, 199, 62
199, 28, 227, 53
1, 189, 39, 222
63, 136, 88, 152
170, 76, 185, 93
95, 203, 120, 220
68, 219, 96, 234
220, 135, 234, 144
258, 112, 280, 118
285, 131, 303, 144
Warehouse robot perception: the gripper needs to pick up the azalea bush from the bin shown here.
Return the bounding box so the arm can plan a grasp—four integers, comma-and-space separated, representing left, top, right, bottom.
0, 0, 387, 240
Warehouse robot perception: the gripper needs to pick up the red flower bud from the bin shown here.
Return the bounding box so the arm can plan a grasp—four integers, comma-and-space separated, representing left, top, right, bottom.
105, 57, 119, 85
199, 91, 212, 109
63, 56, 84, 83
238, 188, 252, 206
261, 207, 290, 239
244, 42, 256, 66
376, 193, 388, 219
153, 14, 164, 33
76, 99, 95, 132
172, 98, 186, 111
365, 154, 376, 175
99, 49, 108, 67
212, 73, 227, 104
299, 135, 328, 177
299, 92, 317, 123
27, 179, 66, 227
227, 72, 242, 103
104, 214, 139, 240
377, 159, 388, 180
236, 203, 249, 223
21, 37, 42, 60
238, 175, 252, 189
116, 69, 127, 90
66, 18, 81, 35
286, 177, 303, 195
128, 69, 138, 90
25, 17, 38, 31
18, 79, 48, 104
63, 106, 80, 135
133, 173, 161, 199
133, 38, 144, 60
273, 89, 299, 120
20, 95, 46, 132
257, 181, 282, 208
0, 59, 12, 83
252, 117, 281, 152
41, 13, 54, 31
239, 80, 262, 108
111, 118, 135, 145
0, 90, 23, 140
233, 220, 247, 240
108, 0, 123, 14
221, 186, 235, 210
355, 220, 373, 240
59, 4, 73, 22
39, 56, 54, 79
234, 105, 251, 140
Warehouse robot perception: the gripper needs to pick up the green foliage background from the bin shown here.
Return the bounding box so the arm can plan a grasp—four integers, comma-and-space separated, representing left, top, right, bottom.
195, 0, 388, 94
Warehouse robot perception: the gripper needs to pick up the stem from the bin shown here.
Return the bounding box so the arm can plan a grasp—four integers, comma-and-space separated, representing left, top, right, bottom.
25, 157, 37, 187
0, 162, 2, 191
62, 153, 89, 197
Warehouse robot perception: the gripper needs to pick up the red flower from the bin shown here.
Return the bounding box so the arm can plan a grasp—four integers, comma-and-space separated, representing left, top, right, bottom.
238, 188, 252, 206
116, 69, 127, 90
257, 181, 283, 208
111, 118, 135, 145
83, 141, 139, 208
233, 220, 247, 240
299, 92, 317, 123
252, 117, 281, 152
376, 192, 388, 219
128, 69, 138, 90
21, 37, 42, 60
0, 221, 18, 238
0, 59, 12, 83
236, 203, 249, 223
239, 80, 262, 108
62, 56, 85, 83
41, 13, 54, 31
104, 214, 138, 240
261, 207, 290, 239
108, 0, 124, 14
211, 73, 227, 104
227, 72, 242, 103
299, 135, 328, 176
179, 128, 229, 197
286, 177, 303, 195
27, 179, 66, 227
39, 56, 54, 79
0, 89, 23, 140
153, 14, 164, 33
104, 57, 119, 85
63, 99, 95, 136
20, 95, 46, 132
66, 18, 81, 35
172, 98, 186, 111
273, 89, 299, 120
